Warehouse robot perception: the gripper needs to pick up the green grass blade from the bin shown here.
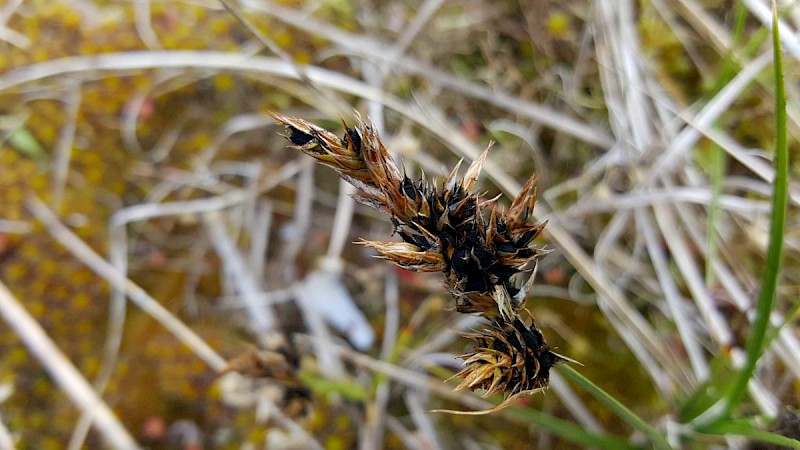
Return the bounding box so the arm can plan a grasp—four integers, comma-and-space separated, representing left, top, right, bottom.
506, 407, 639, 450
765, 299, 800, 347
678, 355, 737, 422
558, 365, 672, 450
706, 1, 748, 95
700, 419, 800, 449
300, 371, 368, 401
707, 0, 789, 424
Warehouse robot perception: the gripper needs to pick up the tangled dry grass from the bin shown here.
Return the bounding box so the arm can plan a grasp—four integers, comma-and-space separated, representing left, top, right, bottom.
0, 0, 799, 449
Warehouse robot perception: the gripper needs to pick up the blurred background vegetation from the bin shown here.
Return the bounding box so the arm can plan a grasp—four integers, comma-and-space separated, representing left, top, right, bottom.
0, 0, 798, 449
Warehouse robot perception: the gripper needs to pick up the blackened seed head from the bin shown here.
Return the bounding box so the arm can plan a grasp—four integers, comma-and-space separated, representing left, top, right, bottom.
521, 327, 543, 350
509, 374, 524, 392
517, 229, 540, 246
496, 220, 508, 234
446, 196, 471, 215
524, 351, 539, 383
504, 328, 523, 353
426, 190, 440, 206
406, 221, 423, 233
464, 273, 490, 292
399, 229, 431, 249
496, 241, 517, 254
516, 248, 534, 259
417, 179, 432, 196
472, 248, 493, 270
419, 213, 437, 231
492, 337, 509, 355
514, 318, 544, 350
401, 177, 418, 201
288, 127, 315, 146
450, 247, 471, 273
343, 128, 362, 153
462, 227, 482, 246
475, 335, 493, 348
440, 234, 453, 252
537, 352, 556, 379
447, 201, 459, 215
492, 265, 516, 284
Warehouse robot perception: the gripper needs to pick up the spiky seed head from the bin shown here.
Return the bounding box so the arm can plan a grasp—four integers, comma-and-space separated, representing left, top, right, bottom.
453, 319, 568, 399
270, 112, 391, 212
271, 113, 573, 405
272, 112, 549, 318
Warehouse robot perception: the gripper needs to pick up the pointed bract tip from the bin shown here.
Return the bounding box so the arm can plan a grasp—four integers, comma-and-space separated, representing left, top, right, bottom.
461, 143, 493, 191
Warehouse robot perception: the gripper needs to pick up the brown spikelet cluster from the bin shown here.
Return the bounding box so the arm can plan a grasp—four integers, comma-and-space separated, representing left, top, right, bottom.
271, 112, 572, 404
454, 318, 561, 398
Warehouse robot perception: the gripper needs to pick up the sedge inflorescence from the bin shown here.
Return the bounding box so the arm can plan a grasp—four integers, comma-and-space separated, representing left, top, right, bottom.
272, 112, 571, 405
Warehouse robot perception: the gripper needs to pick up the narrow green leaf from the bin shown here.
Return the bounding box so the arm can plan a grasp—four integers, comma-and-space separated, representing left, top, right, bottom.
702, 0, 745, 289
766, 299, 800, 346
506, 406, 640, 450
700, 419, 800, 449
300, 371, 368, 401
716, 0, 789, 421
706, 1, 749, 95
678, 355, 737, 422
558, 365, 672, 450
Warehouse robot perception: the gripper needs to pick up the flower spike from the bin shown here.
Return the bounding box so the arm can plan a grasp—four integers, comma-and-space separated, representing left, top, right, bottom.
272, 112, 572, 401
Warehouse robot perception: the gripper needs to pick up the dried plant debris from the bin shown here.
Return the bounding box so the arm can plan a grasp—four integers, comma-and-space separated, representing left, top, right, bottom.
271, 112, 571, 406
222, 335, 312, 419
